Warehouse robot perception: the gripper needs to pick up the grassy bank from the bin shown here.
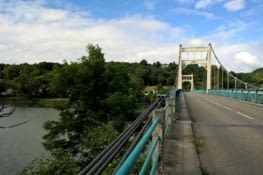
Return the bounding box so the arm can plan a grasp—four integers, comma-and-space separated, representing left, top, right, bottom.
5, 97, 68, 108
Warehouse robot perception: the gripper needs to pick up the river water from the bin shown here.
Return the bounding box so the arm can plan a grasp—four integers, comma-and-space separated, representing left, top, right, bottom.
0, 107, 59, 175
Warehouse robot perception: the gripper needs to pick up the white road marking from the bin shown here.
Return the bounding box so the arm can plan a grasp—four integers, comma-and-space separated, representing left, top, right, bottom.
221, 105, 232, 111
203, 98, 254, 120
235, 111, 253, 120
214, 102, 221, 106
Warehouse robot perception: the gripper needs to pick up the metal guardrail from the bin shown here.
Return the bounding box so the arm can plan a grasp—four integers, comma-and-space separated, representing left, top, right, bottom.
115, 88, 181, 175
194, 89, 263, 104
115, 117, 161, 175
79, 88, 181, 175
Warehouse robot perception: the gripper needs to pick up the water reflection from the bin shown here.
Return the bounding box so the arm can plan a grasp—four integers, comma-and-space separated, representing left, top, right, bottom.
0, 107, 59, 175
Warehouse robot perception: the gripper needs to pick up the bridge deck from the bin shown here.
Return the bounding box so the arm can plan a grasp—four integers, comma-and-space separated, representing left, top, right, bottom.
185, 92, 263, 174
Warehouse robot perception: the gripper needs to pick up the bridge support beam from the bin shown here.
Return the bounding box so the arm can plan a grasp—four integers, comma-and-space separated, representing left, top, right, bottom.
207, 43, 212, 91
177, 44, 183, 89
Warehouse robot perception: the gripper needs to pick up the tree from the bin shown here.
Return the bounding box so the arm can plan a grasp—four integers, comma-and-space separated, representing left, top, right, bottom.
43, 44, 107, 157
40, 44, 142, 173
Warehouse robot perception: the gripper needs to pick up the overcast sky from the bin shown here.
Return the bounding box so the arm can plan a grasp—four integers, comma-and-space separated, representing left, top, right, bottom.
0, 0, 263, 72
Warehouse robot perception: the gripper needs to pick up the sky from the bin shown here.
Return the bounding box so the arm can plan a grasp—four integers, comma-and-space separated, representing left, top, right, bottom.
0, 0, 263, 72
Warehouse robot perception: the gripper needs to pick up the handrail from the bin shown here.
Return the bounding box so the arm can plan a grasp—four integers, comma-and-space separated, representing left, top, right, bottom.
150, 155, 160, 175
193, 89, 263, 104
79, 97, 163, 175
79, 88, 182, 175
112, 117, 152, 174
139, 136, 160, 175
115, 117, 161, 175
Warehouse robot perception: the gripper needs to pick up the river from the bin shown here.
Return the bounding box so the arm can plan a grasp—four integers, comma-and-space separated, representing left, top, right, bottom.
0, 107, 59, 175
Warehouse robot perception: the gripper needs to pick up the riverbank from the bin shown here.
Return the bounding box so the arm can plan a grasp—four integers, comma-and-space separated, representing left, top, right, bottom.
5, 97, 68, 108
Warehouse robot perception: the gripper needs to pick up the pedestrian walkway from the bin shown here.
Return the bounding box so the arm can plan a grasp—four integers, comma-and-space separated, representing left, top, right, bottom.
164, 92, 201, 175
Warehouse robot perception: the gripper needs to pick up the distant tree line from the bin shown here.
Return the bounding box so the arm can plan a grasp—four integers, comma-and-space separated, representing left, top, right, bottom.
1, 58, 262, 99
0, 60, 178, 99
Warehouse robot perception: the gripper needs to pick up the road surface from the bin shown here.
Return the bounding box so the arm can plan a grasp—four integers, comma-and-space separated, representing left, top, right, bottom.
184, 92, 263, 175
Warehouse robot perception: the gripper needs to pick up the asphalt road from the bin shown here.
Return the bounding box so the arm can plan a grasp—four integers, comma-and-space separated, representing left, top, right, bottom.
184, 92, 263, 175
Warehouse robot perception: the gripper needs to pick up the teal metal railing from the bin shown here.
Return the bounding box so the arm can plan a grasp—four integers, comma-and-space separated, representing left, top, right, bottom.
79, 89, 182, 175
193, 89, 263, 104
115, 88, 181, 174
169, 88, 181, 113
115, 117, 161, 175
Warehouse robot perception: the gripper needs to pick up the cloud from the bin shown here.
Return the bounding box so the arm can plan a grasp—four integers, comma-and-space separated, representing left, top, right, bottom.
174, 7, 215, 19
207, 43, 263, 73
183, 38, 207, 47
0, 1, 184, 64
176, 0, 194, 3
234, 51, 263, 71
206, 20, 248, 43
144, 0, 157, 10
195, 0, 214, 9
224, 0, 246, 11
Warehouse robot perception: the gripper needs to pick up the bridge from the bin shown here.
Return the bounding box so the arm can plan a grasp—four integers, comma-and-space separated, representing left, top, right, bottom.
79, 44, 263, 175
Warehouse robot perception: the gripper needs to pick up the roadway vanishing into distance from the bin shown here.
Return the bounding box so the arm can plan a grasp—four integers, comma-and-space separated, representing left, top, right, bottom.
185, 92, 263, 175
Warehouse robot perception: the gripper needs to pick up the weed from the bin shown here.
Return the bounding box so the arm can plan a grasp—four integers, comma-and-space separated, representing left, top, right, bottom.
193, 138, 203, 154
200, 165, 209, 175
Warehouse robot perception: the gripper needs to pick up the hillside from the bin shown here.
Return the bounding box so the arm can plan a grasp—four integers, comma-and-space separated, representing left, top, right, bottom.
237, 67, 263, 88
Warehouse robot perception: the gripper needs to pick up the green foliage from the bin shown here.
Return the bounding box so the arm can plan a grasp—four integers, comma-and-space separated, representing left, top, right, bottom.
81, 121, 118, 162
200, 165, 209, 175
236, 68, 263, 87
19, 153, 78, 175
193, 138, 204, 155
183, 64, 206, 90
41, 44, 144, 174
1, 62, 60, 97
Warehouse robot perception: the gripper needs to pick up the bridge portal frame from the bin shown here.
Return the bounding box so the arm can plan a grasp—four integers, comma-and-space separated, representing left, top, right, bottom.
177, 44, 212, 92
182, 74, 194, 91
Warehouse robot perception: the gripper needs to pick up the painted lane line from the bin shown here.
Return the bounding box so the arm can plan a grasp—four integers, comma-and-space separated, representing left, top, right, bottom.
213, 102, 221, 106
221, 105, 232, 111
235, 111, 253, 120
204, 99, 252, 120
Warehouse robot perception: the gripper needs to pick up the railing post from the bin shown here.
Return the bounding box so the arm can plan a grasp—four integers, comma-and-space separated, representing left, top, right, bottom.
255, 90, 258, 103
175, 90, 180, 112
165, 97, 174, 135
152, 107, 165, 175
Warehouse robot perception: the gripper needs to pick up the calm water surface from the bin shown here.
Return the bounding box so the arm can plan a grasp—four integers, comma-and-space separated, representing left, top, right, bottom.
0, 107, 59, 175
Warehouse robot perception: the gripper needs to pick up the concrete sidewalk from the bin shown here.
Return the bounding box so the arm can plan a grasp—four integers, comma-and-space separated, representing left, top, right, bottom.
164, 92, 201, 175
